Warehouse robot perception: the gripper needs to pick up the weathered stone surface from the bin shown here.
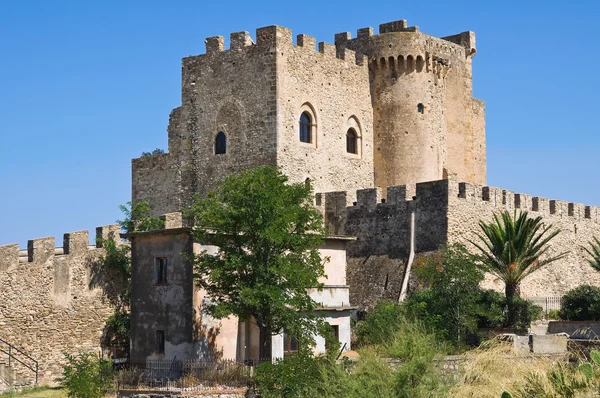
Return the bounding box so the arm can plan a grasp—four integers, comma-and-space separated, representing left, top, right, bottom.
0, 225, 125, 385
132, 19, 485, 217
321, 179, 600, 309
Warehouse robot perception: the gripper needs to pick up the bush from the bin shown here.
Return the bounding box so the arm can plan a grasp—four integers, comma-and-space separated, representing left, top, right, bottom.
255, 350, 321, 398
56, 352, 113, 398
404, 244, 485, 348
354, 301, 404, 347
560, 285, 600, 321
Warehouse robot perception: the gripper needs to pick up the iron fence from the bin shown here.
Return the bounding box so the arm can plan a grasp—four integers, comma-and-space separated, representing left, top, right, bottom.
117, 358, 271, 392
525, 296, 563, 315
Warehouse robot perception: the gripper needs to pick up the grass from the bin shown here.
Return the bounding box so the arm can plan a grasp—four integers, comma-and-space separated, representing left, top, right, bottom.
0, 387, 66, 398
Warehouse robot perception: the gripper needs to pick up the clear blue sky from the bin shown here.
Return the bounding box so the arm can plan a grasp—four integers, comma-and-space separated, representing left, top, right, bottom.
1, 0, 598, 247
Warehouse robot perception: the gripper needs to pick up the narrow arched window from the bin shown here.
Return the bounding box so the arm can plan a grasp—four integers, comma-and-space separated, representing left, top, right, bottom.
346, 128, 358, 154
299, 112, 312, 143
215, 132, 226, 154
417, 103, 424, 114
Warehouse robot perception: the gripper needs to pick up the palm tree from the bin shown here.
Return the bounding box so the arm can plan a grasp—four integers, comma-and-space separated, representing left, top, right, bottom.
471, 210, 567, 327
585, 237, 600, 271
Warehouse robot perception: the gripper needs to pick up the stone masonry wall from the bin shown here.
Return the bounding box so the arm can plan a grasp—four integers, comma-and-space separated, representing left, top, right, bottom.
319, 179, 600, 310
276, 27, 375, 195
448, 181, 600, 297
0, 225, 124, 385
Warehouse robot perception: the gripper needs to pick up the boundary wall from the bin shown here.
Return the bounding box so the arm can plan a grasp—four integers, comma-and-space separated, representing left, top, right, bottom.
0, 225, 124, 384
317, 179, 600, 309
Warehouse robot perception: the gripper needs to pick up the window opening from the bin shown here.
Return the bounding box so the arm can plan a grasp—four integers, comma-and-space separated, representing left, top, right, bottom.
215, 132, 227, 154
299, 112, 312, 143
346, 128, 358, 154
325, 324, 340, 349
283, 332, 299, 355
156, 330, 165, 354
155, 257, 168, 285
417, 103, 424, 114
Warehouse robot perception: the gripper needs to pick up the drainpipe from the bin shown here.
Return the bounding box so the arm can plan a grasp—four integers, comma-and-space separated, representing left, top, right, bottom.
399, 208, 415, 302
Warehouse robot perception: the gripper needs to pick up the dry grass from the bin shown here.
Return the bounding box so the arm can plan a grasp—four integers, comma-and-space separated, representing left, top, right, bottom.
448, 341, 579, 398
0, 387, 66, 398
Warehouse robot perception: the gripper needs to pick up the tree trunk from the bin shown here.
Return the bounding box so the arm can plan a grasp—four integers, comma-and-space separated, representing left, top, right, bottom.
258, 324, 272, 360
505, 282, 520, 328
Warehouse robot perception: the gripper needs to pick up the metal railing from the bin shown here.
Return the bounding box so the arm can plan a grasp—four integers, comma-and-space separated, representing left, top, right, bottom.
525, 296, 563, 315
0, 337, 38, 385
117, 358, 272, 392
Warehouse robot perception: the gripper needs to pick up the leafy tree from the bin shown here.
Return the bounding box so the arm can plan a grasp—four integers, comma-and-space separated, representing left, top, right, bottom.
186, 166, 327, 358
117, 201, 164, 233
471, 210, 567, 327
405, 244, 485, 347
559, 285, 600, 321
584, 237, 600, 271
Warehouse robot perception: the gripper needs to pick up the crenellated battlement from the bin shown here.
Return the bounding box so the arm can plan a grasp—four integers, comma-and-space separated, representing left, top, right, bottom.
0, 224, 120, 269
193, 25, 366, 67
456, 181, 600, 222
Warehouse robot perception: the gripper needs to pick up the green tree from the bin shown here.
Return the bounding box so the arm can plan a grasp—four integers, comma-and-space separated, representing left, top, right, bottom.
117, 201, 164, 233
471, 210, 566, 327
405, 244, 485, 347
584, 237, 600, 271
186, 166, 327, 358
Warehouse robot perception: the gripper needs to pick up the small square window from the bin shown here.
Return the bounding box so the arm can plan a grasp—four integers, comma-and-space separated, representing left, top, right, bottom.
155, 257, 168, 285
283, 332, 299, 355
155, 330, 165, 354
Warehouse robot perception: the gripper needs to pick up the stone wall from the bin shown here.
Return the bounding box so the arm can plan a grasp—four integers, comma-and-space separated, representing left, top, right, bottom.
0, 225, 124, 384
132, 19, 485, 216
319, 179, 600, 310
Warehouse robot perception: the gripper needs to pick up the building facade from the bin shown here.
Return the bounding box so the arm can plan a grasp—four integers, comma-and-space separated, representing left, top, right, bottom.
128, 213, 352, 362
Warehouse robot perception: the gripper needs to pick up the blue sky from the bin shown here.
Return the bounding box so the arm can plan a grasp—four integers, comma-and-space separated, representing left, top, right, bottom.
1, 0, 598, 247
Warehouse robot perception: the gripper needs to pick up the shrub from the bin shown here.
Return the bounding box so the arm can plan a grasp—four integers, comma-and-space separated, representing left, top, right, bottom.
475, 290, 542, 330
255, 350, 321, 398
404, 244, 485, 348
560, 285, 600, 321
354, 301, 404, 347
56, 352, 113, 398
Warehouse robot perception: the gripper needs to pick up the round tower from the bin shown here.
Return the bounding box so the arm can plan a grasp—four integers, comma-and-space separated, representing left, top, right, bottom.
336, 20, 481, 190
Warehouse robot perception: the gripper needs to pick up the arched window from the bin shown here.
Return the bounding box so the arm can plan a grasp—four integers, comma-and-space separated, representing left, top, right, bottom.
299, 112, 312, 143
417, 103, 424, 114
346, 128, 358, 154
215, 132, 226, 154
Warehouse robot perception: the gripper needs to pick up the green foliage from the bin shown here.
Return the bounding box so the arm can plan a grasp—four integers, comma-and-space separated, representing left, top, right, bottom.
585, 236, 600, 271
474, 290, 542, 330
404, 244, 485, 347
501, 392, 513, 398
97, 237, 131, 277
255, 350, 321, 398
140, 148, 165, 157
471, 210, 566, 327
354, 301, 405, 346
56, 353, 113, 398
117, 201, 164, 233
256, 342, 446, 398
546, 309, 561, 320
104, 310, 130, 345
186, 166, 327, 357
559, 285, 600, 321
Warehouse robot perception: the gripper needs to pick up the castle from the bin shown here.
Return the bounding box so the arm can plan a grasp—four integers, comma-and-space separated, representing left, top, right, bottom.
132, 19, 600, 308
1, 17, 600, 386
131, 19, 484, 214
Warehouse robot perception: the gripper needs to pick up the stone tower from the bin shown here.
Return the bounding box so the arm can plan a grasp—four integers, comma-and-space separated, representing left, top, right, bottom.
336, 20, 486, 189
132, 19, 485, 216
